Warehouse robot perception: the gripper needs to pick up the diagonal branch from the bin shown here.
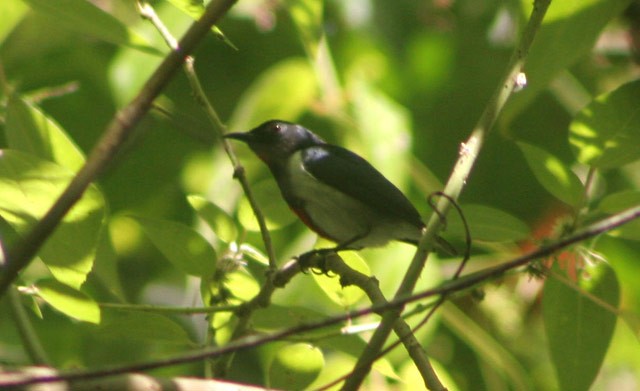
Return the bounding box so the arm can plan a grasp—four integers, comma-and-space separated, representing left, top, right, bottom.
341, 1, 553, 389
5, 204, 639, 389
0, 0, 239, 297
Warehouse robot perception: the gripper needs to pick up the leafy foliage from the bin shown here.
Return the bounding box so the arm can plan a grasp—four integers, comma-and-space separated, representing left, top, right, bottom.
1, 0, 639, 390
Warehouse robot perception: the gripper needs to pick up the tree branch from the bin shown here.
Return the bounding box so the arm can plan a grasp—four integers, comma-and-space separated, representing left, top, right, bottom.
341, 1, 553, 389
0, 0, 239, 298
4, 203, 639, 389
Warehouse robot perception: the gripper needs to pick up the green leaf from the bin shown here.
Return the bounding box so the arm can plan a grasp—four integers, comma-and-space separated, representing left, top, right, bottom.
0, 0, 28, 45
36, 279, 100, 324
91, 229, 126, 300
187, 194, 237, 243
99, 309, 194, 346
543, 262, 620, 391
503, 0, 632, 121
237, 180, 297, 231
254, 305, 401, 382
286, 0, 324, 56
166, 0, 237, 49
318, 334, 401, 381
0, 150, 105, 288
400, 358, 460, 391
22, 0, 158, 53
6, 94, 85, 171
598, 191, 640, 240
350, 77, 412, 188
268, 343, 324, 390
134, 216, 217, 277
447, 204, 531, 242
517, 142, 583, 207
225, 270, 261, 302
228, 58, 317, 132
599, 191, 640, 213
569, 80, 640, 168
312, 251, 368, 307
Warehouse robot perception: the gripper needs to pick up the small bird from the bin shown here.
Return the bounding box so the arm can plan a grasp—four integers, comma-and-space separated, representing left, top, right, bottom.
224, 120, 452, 255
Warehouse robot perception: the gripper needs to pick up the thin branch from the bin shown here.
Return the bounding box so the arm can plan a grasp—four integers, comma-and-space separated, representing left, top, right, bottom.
0, 369, 268, 391
320, 253, 443, 390
341, 1, 553, 389
8, 204, 638, 389
135, 1, 280, 377
0, 0, 239, 298
137, 0, 277, 268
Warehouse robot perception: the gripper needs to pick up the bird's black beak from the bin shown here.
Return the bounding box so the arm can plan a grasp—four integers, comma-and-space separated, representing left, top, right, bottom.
223, 132, 250, 142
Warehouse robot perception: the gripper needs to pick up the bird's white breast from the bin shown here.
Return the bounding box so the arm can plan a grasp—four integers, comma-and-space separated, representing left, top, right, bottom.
286, 151, 420, 248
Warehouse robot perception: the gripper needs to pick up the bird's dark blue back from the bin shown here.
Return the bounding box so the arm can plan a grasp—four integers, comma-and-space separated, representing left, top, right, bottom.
300, 144, 424, 228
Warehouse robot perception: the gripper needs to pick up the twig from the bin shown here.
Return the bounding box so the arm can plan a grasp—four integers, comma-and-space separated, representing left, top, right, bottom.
135, 0, 279, 376
7, 287, 49, 365
136, 0, 277, 269
321, 254, 443, 390
0, 0, 239, 298
5, 203, 639, 388
341, 1, 553, 389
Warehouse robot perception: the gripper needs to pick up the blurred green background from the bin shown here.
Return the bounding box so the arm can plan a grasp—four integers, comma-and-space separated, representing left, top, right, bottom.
1, 0, 639, 390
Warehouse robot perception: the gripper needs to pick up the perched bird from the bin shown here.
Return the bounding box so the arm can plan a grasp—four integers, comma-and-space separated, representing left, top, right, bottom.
224, 120, 452, 254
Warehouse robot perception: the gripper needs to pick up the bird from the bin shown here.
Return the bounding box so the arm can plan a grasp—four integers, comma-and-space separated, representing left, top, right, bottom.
224, 120, 453, 258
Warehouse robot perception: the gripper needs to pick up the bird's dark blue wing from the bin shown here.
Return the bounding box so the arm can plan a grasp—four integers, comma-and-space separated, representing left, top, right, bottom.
300, 145, 423, 228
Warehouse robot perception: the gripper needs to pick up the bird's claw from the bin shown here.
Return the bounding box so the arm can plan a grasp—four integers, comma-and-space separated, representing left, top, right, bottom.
296, 249, 336, 277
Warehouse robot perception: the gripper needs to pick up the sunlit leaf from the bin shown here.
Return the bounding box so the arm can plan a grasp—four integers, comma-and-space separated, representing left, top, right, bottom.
237, 180, 297, 231
187, 194, 237, 243
286, 0, 323, 56
0, 0, 28, 44
6, 94, 85, 171
517, 142, 583, 207
134, 216, 217, 277
400, 357, 460, 391
225, 270, 260, 302
318, 334, 401, 381
312, 251, 368, 307
166, 0, 237, 49
503, 0, 632, 122
569, 80, 640, 168
0, 150, 104, 288
543, 262, 620, 391
268, 343, 324, 390
350, 77, 412, 188
36, 279, 100, 324
228, 58, 317, 132
22, 0, 158, 53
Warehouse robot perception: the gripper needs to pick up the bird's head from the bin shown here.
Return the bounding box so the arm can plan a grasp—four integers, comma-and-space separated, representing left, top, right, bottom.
224, 120, 324, 166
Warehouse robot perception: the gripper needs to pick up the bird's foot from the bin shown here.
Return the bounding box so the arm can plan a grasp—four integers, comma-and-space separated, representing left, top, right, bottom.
296, 249, 337, 276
